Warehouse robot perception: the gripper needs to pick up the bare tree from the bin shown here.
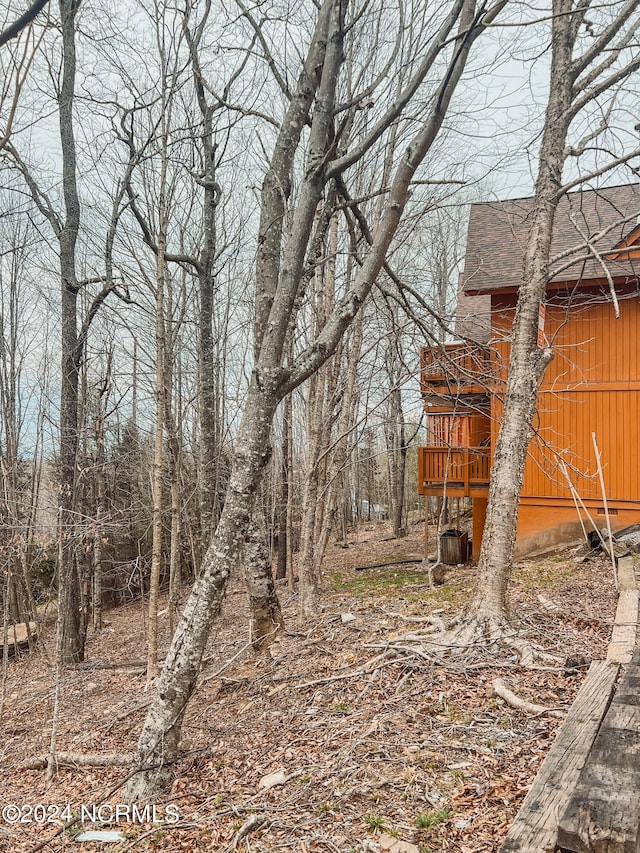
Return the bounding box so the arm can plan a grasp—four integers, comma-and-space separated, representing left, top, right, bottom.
90, 348, 113, 633
124, 0, 505, 800
383, 334, 408, 537
0, 11, 47, 148
454, 0, 640, 645
0, 211, 43, 635
4, 0, 133, 663
181, 0, 226, 554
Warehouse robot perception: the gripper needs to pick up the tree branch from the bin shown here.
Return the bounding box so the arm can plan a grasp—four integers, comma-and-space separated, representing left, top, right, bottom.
0, 0, 49, 48
326, 0, 468, 179
572, 24, 637, 95
560, 145, 640, 194
4, 142, 62, 234
283, 0, 496, 395
569, 54, 640, 120
234, 0, 291, 99
571, 0, 640, 79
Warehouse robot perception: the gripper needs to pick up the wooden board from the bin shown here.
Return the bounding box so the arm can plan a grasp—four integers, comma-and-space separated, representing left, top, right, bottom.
617, 556, 637, 593
606, 589, 638, 664
499, 660, 619, 853
557, 658, 640, 853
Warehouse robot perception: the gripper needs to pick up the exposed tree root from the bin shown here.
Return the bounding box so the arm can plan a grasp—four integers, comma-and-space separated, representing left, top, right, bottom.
227, 813, 268, 851
432, 611, 507, 652
490, 677, 566, 718
388, 614, 447, 635
399, 611, 564, 668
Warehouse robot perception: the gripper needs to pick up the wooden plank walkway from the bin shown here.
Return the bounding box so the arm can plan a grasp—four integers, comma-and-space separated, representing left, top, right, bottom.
607, 557, 638, 664
617, 556, 637, 592
557, 654, 640, 853
606, 589, 638, 664
499, 661, 619, 853
500, 554, 639, 853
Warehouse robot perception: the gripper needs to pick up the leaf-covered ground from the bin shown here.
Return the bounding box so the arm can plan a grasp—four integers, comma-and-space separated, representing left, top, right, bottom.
0, 521, 617, 853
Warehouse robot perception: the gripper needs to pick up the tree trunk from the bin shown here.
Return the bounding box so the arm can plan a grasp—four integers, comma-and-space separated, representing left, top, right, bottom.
276, 393, 291, 581
314, 303, 362, 570
167, 350, 183, 639
195, 103, 221, 556
181, 7, 224, 564
386, 381, 407, 538
168, 439, 181, 638
93, 405, 105, 633
298, 214, 339, 617
286, 400, 295, 593
57, 0, 83, 664
471, 0, 573, 620
298, 363, 327, 618
197, 262, 219, 557
125, 379, 278, 800
243, 513, 284, 650
147, 158, 168, 685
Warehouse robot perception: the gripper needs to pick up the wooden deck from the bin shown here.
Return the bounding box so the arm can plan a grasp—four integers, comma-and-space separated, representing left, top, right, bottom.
417, 446, 490, 498
420, 342, 491, 397
500, 661, 619, 853
499, 555, 639, 853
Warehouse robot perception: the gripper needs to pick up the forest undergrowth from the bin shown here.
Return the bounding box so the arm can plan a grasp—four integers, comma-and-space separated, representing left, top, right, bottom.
0, 521, 617, 853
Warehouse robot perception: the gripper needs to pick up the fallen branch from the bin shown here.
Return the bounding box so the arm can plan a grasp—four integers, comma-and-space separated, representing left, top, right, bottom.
355, 558, 423, 572
201, 639, 255, 683
490, 678, 565, 718
368, 642, 435, 664
229, 813, 267, 850
380, 608, 445, 624
22, 751, 134, 770
293, 651, 404, 689
390, 617, 447, 637
537, 594, 560, 612
70, 661, 147, 670
125, 820, 199, 848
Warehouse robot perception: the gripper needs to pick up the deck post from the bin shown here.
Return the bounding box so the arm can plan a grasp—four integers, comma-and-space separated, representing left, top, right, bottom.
424, 495, 429, 560
463, 448, 470, 493
472, 497, 487, 561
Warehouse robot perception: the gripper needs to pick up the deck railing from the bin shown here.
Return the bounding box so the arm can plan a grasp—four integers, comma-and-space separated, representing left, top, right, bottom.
418, 445, 491, 492
420, 343, 491, 394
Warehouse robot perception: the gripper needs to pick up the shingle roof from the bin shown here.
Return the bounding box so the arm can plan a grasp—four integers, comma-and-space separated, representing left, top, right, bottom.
460, 183, 640, 295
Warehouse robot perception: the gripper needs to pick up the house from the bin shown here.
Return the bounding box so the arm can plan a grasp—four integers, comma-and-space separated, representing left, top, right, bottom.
419, 183, 640, 558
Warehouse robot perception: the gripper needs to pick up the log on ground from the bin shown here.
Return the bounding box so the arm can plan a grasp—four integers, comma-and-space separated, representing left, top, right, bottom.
606, 589, 638, 664
557, 654, 640, 853
499, 660, 619, 853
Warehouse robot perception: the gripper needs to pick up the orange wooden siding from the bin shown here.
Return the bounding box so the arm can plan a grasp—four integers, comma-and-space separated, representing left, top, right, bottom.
426, 413, 490, 448
491, 288, 640, 506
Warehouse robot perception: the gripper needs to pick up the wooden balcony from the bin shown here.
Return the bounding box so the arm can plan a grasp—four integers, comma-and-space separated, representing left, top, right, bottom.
420, 343, 491, 399
418, 445, 490, 498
